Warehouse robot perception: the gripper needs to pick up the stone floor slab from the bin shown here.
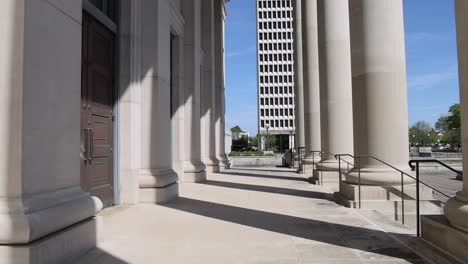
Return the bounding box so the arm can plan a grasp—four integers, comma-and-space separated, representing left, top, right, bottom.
76, 167, 424, 264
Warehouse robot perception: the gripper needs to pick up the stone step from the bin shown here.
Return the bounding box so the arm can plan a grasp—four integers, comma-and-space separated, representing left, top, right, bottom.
339, 181, 436, 201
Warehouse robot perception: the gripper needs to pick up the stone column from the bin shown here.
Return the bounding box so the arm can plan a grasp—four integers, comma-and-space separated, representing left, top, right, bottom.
315, 0, 354, 177
445, 0, 468, 232
138, 0, 179, 203
301, 0, 321, 173
181, 0, 207, 182
346, 0, 410, 186
293, 0, 305, 150
0, 0, 101, 260
214, 0, 230, 169
201, 0, 220, 173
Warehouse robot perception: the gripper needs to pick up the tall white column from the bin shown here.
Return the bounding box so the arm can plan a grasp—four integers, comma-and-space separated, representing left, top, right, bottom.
346, 0, 410, 185
0, 0, 101, 254
201, 0, 220, 173
138, 0, 179, 202
445, 0, 468, 231
214, 0, 230, 169
302, 0, 321, 168
316, 0, 354, 173
293, 0, 305, 149
181, 0, 207, 182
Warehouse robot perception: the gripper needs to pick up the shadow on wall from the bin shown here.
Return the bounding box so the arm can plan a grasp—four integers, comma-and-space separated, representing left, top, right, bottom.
163, 197, 423, 263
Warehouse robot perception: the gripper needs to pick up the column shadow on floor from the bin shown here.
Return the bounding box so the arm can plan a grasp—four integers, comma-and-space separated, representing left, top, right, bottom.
231, 167, 298, 173
164, 198, 423, 263
75, 248, 130, 264
221, 171, 309, 182
204, 180, 332, 200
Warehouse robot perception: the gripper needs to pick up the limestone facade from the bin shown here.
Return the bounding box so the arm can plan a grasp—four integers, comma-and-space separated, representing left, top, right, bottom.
0, 0, 229, 263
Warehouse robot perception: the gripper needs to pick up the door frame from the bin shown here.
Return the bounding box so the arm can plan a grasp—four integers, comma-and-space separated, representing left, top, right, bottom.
83, 0, 120, 205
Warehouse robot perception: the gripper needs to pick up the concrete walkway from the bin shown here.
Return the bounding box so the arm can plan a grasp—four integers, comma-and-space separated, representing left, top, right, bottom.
77, 167, 424, 264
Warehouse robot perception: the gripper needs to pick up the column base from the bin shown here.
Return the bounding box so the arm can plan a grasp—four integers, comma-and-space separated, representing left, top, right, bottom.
205, 156, 220, 173
303, 163, 314, 175
0, 217, 101, 264
311, 169, 340, 185
417, 215, 468, 263
182, 171, 207, 183
345, 166, 414, 186
182, 162, 207, 183
217, 154, 231, 169
139, 182, 179, 204
0, 187, 102, 244
335, 182, 442, 228
139, 168, 179, 204
444, 192, 468, 231
205, 165, 221, 173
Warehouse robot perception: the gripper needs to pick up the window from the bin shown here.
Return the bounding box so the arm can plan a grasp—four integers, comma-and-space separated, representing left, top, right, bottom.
88, 0, 118, 23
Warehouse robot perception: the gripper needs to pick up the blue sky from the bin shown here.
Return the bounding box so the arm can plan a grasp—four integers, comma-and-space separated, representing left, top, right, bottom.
224, 0, 460, 135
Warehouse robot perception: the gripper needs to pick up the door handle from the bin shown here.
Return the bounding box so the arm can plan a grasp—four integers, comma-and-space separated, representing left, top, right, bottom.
83, 128, 89, 162
89, 128, 95, 162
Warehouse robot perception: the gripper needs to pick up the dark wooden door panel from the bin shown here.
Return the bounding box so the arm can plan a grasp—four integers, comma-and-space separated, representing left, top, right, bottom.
81, 12, 115, 207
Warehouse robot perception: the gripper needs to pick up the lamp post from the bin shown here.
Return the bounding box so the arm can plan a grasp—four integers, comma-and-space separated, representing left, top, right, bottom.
265, 124, 270, 151
289, 130, 294, 151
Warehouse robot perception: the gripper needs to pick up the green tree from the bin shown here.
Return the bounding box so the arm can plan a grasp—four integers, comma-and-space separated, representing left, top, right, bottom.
249, 136, 258, 147
230, 126, 244, 133
409, 121, 438, 146
435, 104, 461, 144
232, 134, 249, 151
261, 133, 278, 151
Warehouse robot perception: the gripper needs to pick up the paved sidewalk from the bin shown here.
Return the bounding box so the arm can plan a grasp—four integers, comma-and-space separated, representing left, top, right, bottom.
419, 170, 462, 202
77, 167, 424, 264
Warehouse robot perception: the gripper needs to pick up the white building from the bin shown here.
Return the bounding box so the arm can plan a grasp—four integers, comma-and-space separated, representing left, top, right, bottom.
256, 0, 296, 152
0, 0, 229, 262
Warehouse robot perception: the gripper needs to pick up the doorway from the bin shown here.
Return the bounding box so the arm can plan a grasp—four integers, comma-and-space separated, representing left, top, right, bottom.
81, 12, 115, 207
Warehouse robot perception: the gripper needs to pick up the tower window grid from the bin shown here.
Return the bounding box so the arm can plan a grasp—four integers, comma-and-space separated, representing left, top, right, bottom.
257, 0, 295, 133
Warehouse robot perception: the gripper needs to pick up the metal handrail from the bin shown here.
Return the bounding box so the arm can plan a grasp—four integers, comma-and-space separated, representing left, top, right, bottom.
335, 153, 453, 237
296, 147, 306, 173
409, 159, 463, 177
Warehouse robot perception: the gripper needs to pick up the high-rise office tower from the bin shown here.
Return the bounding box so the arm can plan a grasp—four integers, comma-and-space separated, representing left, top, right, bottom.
256, 0, 295, 152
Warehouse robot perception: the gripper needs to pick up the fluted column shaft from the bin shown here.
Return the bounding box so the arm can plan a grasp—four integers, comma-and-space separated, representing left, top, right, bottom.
316, 0, 354, 171
293, 0, 305, 149
445, 0, 468, 231
346, 0, 409, 185
201, 0, 220, 173
214, 0, 230, 168
302, 0, 321, 164
181, 0, 206, 182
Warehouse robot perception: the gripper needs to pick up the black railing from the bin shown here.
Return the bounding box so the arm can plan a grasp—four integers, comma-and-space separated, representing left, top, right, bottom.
296, 147, 306, 173
334, 154, 453, 237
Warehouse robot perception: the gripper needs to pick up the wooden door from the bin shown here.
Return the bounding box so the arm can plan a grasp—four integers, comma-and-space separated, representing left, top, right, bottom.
81, 13, 115, 207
